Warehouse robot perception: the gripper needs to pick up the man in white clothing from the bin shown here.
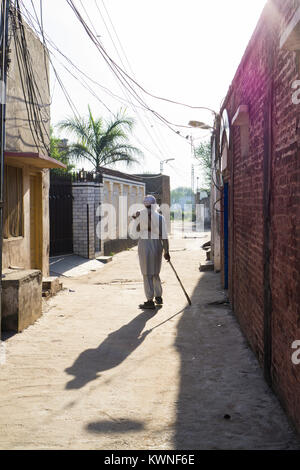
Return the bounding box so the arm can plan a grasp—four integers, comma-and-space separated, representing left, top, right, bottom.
132, 195, 170, 309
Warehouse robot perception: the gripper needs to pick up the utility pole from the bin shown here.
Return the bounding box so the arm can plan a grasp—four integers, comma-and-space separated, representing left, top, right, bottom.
191, 164, 194, 194
190, 134, 195, 194
191, 164, 195, 224
0, 0, 10, 338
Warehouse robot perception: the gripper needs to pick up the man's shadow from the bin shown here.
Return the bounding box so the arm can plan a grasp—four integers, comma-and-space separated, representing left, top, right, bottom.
65, 308, 160, 389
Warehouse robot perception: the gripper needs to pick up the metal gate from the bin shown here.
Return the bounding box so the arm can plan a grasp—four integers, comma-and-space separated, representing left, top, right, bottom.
49, 172, 73, 256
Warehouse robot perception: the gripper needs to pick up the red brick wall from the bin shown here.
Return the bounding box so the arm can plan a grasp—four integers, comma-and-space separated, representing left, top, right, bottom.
225, 7, 271, 363
222, 0, 300, 432
270, 3, 300, 428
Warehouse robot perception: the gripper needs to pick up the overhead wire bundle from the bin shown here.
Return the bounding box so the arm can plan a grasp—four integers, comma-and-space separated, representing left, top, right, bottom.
14, 0, 215, 185
64, 0, 205, 182
10, 0, 51, 155
16, 0, 185, 179
68, 0, 217, 120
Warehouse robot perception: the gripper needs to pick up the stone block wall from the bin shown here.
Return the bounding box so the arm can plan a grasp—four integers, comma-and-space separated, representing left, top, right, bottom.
72, 182, 102, 259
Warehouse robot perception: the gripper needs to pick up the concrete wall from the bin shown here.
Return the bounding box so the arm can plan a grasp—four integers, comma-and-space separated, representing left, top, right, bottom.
2, 18, 50, 276
2, 270, 42, 332
6, 19, 50, 153
219, 0, 300, 433
210, 135, 221, 272
2, 164, 50, 276
196, 193, 211, 230
102, 176, 145, 255
72, 174, 146, 259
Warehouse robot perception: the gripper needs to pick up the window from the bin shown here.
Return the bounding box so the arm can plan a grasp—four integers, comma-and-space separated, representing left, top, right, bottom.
3, 165, 23, 238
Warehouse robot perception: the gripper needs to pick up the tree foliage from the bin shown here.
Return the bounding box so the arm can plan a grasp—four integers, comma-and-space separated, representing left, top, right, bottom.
194, 140, 212, 192
171, 186, 194, 207
57, 106, 143, 171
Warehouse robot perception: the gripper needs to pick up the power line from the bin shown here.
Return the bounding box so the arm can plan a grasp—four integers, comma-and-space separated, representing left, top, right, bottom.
69, 0, 197, 184
17, 0, 113, 114
68, 0, 217, 118
65, 0, 199, 136
96, 0, 174, 158
11, 2, 52, 154
16, 0, 212, 185
18, 1, 218, 132
16, 0, 81, 119
91, 0, 168, 162
16, 0, 171, 127
16, 0, 179, 170
18, 0, 204, 154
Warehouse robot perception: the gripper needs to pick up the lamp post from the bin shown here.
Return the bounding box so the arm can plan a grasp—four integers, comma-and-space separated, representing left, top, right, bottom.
188, 120, 214, 130
160, 158, 175, 173
191, 164, 194, 194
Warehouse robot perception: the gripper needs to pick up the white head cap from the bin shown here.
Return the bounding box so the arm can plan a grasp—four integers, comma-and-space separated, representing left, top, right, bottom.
143, 195, 156, 206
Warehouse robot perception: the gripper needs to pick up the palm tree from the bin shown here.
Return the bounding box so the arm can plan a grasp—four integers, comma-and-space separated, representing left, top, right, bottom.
57, 107, 143, 171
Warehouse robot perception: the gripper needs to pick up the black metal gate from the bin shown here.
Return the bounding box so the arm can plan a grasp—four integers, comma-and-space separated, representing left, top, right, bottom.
49, 172, 73, 256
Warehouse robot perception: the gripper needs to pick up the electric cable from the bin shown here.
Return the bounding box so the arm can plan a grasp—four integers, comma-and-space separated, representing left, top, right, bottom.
97, 0, 174, 160
16, 0, 216, 185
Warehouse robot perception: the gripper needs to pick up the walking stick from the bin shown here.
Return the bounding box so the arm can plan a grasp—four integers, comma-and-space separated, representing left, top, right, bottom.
159, 231, 192, 305
167, 260, 192, 306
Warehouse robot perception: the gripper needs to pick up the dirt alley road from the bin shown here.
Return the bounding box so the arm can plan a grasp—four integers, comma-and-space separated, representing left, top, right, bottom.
0, 232, 299, 450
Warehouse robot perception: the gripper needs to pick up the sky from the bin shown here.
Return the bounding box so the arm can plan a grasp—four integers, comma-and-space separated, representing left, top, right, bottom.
23, 0, 267, 189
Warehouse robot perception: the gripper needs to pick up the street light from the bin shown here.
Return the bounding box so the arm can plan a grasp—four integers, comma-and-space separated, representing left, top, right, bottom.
188, 120, 214, 130
188, 119, 215, 191
160, 158, 175, 173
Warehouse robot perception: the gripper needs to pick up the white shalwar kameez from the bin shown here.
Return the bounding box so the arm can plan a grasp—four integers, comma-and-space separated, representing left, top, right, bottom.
137, 207, 168, 300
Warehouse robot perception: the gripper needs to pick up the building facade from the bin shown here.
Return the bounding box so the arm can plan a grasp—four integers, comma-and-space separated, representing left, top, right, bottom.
71, 168, 146, 258
134, 174, 171, 207
3, 14, 64, 277
101, 168, 146, 255
211, 0, 300, 433
1, 12, 64, 332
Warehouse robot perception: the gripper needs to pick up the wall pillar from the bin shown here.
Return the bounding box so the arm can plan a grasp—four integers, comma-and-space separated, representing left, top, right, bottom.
72, 181, 102, 259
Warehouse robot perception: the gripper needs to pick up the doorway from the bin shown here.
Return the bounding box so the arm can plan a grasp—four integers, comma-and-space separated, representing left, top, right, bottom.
30, 173, 43, 270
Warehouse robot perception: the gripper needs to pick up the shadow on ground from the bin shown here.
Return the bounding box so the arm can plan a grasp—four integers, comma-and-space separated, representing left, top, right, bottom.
86, 419, 144, 434
65, 308, 159, 389
173, 271, 300, 450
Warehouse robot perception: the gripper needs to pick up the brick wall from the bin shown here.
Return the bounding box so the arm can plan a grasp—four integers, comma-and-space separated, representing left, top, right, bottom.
221, 0, 300, 433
